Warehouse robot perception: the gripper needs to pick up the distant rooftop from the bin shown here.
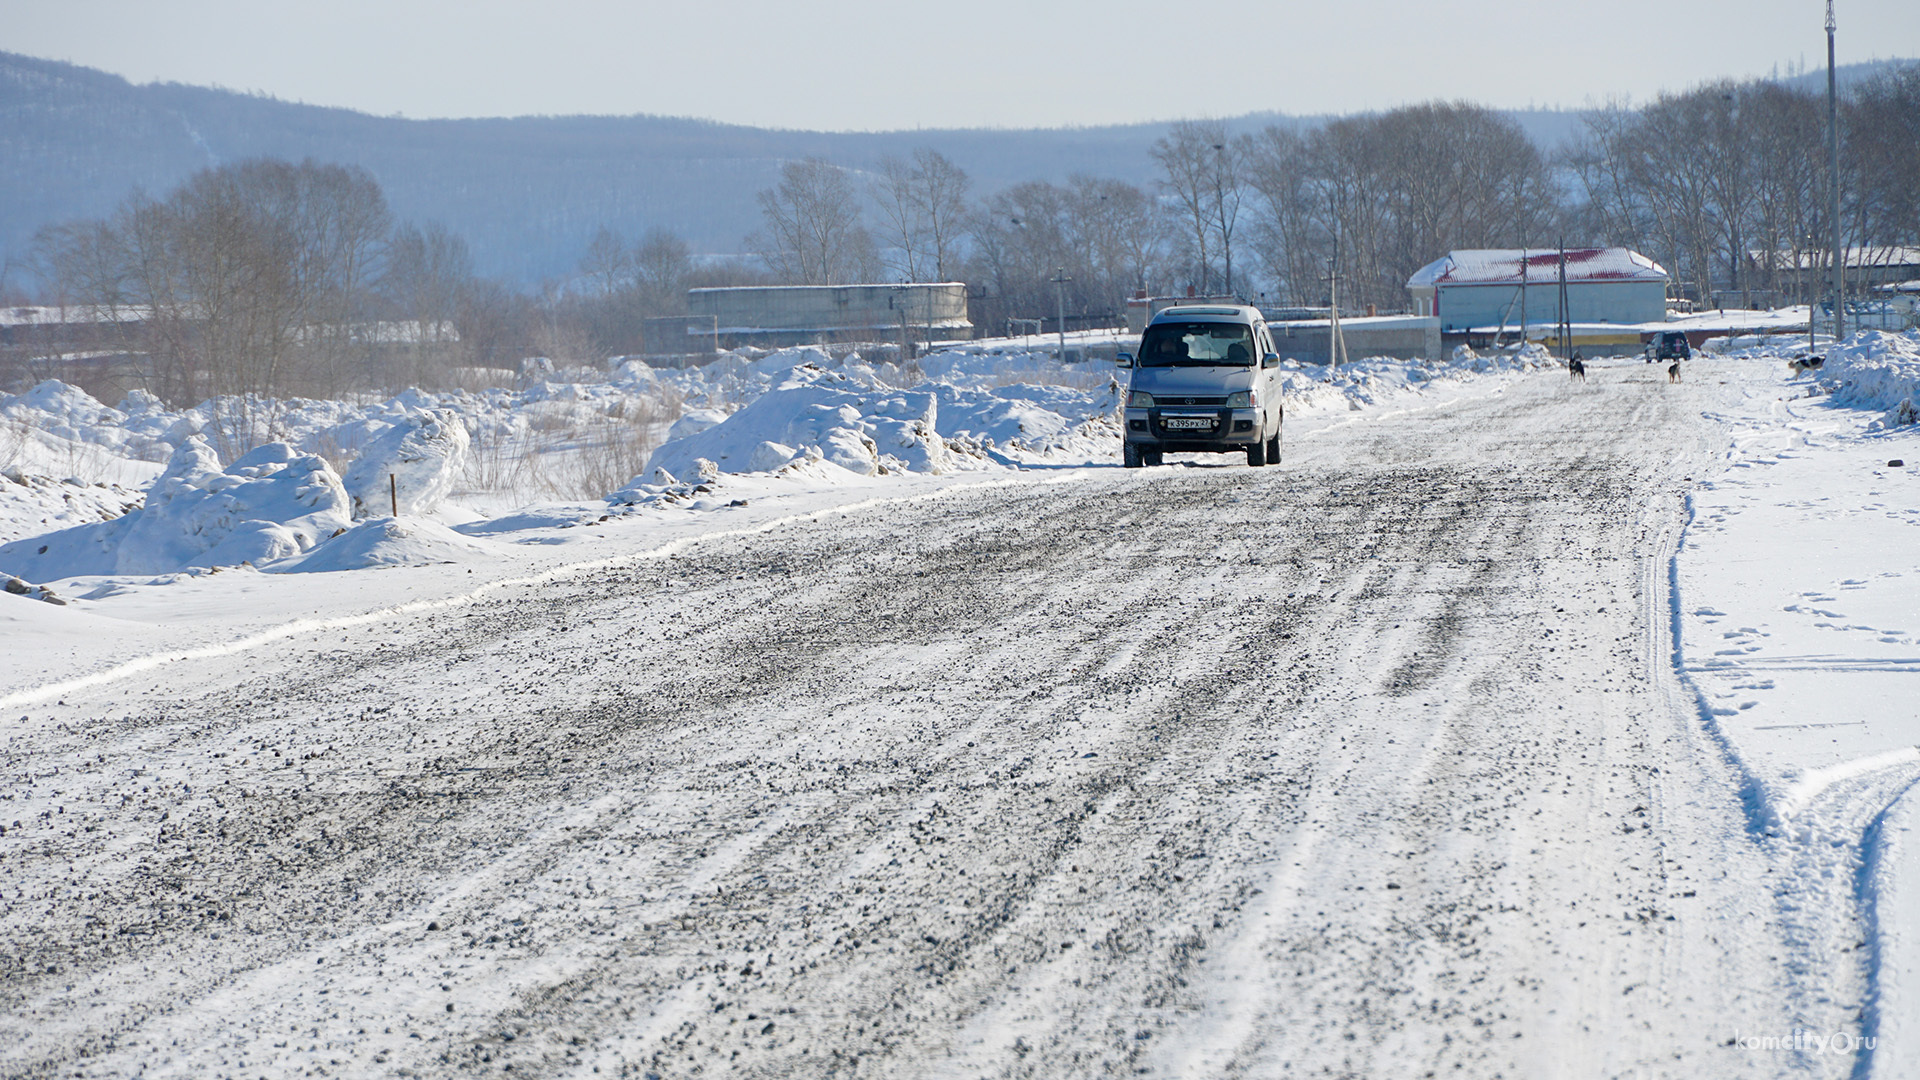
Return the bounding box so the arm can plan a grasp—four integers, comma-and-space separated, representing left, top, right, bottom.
1748, 246, 1920, 271
1407, 248, 1668, 288
687, 283, 966, 294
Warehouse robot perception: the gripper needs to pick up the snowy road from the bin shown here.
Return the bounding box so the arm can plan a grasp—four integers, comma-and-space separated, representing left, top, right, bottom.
0, 367, 1879, 1077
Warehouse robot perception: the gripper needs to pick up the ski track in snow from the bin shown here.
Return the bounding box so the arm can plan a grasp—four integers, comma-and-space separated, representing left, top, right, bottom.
0, 359, 1906, 1078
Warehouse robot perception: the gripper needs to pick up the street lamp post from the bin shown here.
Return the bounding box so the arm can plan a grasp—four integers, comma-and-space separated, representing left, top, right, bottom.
1212, 143, 1233, 298
1827, 0, 1844, 342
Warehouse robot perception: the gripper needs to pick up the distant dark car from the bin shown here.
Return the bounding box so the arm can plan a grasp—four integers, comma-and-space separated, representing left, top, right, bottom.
1646, 330, 1691, 362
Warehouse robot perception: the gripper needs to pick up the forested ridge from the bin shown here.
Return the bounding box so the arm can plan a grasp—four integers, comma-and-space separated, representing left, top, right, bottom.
7, 49, 1915, 407
0, 50, 1610, 287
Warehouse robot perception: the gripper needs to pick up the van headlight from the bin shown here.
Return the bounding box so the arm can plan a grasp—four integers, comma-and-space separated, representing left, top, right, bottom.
1225, 390, 1255, 408
1128, 391, 1155, 408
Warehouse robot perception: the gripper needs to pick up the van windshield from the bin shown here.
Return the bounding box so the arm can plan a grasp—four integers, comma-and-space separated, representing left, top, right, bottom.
1138, 322, 1255, 367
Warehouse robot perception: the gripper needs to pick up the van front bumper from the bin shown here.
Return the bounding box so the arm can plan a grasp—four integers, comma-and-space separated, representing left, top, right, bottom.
1124, 407, 1262, 450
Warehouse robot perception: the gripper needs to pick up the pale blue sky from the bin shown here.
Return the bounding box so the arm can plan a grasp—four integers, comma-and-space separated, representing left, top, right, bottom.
5, 0, 1914, 130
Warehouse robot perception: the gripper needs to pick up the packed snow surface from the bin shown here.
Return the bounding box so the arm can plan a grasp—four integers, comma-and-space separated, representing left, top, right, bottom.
0, 332, 1916, 1078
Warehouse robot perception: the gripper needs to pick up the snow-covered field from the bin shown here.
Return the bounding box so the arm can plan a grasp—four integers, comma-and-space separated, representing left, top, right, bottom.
1, 331, 1916, 1077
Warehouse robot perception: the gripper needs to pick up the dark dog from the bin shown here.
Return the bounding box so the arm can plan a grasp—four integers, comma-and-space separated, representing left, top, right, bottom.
1667, 362, 1681, 383
1569, 357, 1586, 380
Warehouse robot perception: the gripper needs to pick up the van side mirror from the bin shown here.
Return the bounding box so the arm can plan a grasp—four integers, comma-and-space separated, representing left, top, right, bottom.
1262, 352, 1281, 368
1115, 351, 1134, 368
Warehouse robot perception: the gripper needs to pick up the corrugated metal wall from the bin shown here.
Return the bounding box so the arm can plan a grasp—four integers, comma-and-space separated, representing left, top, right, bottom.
1431, 281, 1668, 333
688, 284, 971, 336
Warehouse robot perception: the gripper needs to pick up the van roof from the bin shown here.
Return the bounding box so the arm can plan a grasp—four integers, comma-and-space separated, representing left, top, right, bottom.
1152, 305, 1256, 320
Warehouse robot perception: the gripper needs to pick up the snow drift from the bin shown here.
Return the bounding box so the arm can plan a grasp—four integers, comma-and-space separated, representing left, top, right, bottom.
270, 516, 503, 573
0, 437, 351, 579
1820, 328, 1920, 427
645, 364, 970, 481
342, 409, 471, 518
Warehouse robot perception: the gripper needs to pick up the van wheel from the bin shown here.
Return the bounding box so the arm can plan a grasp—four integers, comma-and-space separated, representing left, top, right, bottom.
1123, 443, 1145, 469
1266, 433, 1282, 464
1246, 440, 1267, 467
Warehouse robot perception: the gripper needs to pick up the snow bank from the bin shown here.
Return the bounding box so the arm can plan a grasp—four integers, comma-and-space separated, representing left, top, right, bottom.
4, 379, 126, 440
637, 343, 1560, 485
0, 437, 352, 579
1819, 328, 1920, 427
645, 364, 972, 481
270, 516, 503, 573
1280, 347, 1552, 415
341, 409, 471, 517
0, 380, 172, 470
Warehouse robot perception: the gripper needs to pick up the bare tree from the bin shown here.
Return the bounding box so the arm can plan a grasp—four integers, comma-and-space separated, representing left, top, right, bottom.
31, 158, 393, 402
631, 228, 692, 314
1744, 83, 1827, 305
1244, 124, 1324, 305
965, 176, 1169, 335
1240, 103, 1556, 313
1299, 113, 1392, 310
1376, 103, 1556, 267
1577, 88, 1744, 304
913, 149, 972, 282
1063, 175, 1164, 299
384, 220, 475, 385
1849, 63, 1920, 249
872, 149, 972, 283
1564, 104, 1652, 252
560, 226, 694, 357
968, 181, 1069, 331
872, 156, 929, 282
578, 226, 632, 297
751, 158, 877, 285
1151, 120, 1232, 293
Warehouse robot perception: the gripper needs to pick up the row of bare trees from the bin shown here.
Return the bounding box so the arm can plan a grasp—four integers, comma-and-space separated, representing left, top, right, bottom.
745, 108, 1559, 326
29, 159, 539, 401
1240, 105, 1561, 313
34, 159, 393, 400
746, 65, 1918, 323
750, 152, 1172, 333
1571, 65, 1920, 306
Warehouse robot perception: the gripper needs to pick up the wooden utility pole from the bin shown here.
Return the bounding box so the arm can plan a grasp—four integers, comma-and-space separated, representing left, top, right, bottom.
1327, 258, 1349, 369
1050, 268, 1072, 362
1519, 249, 1529, 349
1556, 239, 1572, 360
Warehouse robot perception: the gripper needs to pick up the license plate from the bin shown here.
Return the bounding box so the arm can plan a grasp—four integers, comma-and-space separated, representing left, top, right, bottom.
1163, 416, 1214, 430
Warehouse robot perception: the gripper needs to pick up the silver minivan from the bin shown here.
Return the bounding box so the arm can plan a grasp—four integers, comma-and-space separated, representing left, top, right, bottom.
1118, 305, 1285, 468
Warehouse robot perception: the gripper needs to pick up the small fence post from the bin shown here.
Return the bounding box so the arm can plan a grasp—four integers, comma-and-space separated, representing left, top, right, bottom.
389, 474, 397, 518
